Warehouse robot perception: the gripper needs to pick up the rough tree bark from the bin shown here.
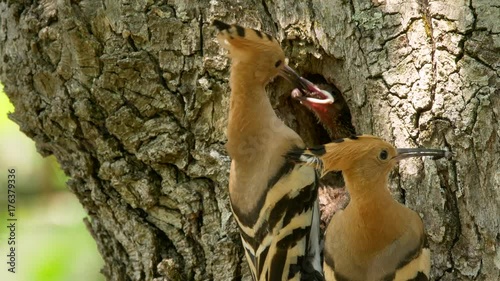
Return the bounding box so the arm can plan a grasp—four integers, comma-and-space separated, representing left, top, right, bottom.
1, 0, 498, 280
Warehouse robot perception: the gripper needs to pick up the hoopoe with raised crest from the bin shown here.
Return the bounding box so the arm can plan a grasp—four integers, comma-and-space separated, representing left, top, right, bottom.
213, 20, 324, 280
287, 135, 452, 281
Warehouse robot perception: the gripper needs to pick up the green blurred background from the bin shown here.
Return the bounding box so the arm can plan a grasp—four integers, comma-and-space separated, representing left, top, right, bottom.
0, 83, 104, 281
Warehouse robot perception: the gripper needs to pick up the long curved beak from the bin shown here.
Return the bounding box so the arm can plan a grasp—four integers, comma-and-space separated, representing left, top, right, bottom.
279, 65, 315, 91
279, 65, 334, 104
395, 148, 452, 161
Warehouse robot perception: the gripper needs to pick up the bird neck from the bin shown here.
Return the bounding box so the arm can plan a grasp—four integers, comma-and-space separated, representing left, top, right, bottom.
229, 62, 270, 103
343, 171, 400, 225
342, 171, 405, 253
226, 62, 281, 160
345, 173, 390, 200
226, 62, 305, 216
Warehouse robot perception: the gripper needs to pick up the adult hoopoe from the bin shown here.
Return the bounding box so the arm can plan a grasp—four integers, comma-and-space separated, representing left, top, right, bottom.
213, 20, 324, 280
287, 135, 451, 281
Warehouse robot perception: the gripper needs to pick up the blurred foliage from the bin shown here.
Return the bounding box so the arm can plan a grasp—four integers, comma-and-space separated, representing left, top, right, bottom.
0, 82, 104, 281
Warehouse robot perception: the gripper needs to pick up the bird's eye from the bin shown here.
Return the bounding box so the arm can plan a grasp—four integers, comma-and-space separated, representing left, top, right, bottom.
275, 60, 282, 67
379, 149, 388, 160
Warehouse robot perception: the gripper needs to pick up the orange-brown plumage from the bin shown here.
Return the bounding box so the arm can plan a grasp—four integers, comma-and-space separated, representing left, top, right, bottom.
288, 135, 451, 281
215, 20, 306, 216
214, 20, 323, 281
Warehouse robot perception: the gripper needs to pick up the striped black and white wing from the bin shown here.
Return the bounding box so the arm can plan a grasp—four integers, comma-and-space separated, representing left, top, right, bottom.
232, 162, 323, 281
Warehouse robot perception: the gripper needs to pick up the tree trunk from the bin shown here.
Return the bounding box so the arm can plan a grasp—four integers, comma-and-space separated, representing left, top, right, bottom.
1, 0, 498, 280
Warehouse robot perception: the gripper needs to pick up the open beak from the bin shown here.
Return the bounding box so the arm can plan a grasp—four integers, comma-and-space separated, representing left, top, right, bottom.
279, 65, 334, 105
395, 148, 452, 161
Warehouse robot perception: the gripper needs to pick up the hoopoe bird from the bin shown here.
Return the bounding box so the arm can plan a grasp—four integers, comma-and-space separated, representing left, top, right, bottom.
287, 135, 451, 281
213, 20, 324, 280
288, 76, 356, 139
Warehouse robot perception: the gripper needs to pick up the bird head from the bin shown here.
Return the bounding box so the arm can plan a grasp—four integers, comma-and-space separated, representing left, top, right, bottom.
213, 20, 290, 85
213, 20, 349, 126
288, 135, 451, 183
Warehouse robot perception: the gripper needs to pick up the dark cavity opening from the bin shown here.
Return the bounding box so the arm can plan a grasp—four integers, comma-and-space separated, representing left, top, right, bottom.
293, 73, 355, 145
284, 74, 331, 147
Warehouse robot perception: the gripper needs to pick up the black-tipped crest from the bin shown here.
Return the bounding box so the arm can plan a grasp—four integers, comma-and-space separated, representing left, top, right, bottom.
213, 19, 286, 85
308, 146, 326, 156
213, 20, 275, 42
235, 25, 245, 37
213, 20, 231, 31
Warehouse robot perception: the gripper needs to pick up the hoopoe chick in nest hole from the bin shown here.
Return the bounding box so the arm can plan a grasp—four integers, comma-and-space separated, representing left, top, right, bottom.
213, 20, 324, 281
289, 76, 356, 140
288, 135, 452, 281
